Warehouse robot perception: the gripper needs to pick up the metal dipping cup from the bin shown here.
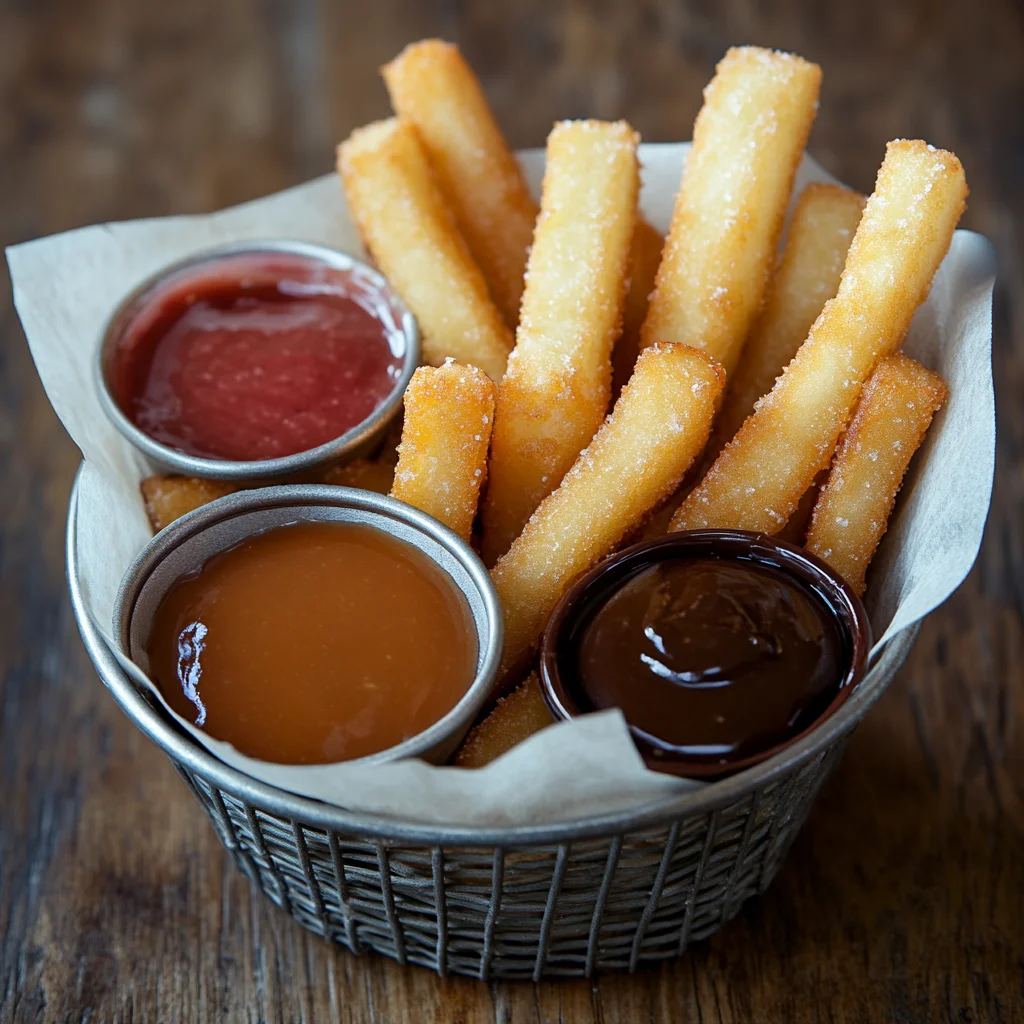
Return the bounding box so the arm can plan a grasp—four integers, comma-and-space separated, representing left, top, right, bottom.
96, 240, 419, 481
112, 485, 503, 767
539, 530, 872, 780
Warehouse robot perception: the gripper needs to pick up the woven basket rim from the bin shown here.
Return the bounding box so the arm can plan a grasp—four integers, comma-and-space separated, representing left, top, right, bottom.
67, 464, 919, 845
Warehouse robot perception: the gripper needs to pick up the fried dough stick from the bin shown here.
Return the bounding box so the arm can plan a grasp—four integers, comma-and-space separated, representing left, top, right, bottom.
612, 217, 664, 396
338, 118, 513, 380
806, 354, 947, 594
480, 120, 639, 565
639, 187, 860, 538
382, 40, 538, 327
672, 140, 966, 534
142, 454, 400, 533
453, 673, 554, 767
493, 343, 724, 677
640, 47, 822, 377
711, 184, 865, 452
390, 361, 495, 542
320, 456, 399, 495
141, 477, 237, 533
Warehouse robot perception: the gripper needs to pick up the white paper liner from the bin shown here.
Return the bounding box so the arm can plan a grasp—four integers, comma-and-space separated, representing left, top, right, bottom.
7, 145, 996, 825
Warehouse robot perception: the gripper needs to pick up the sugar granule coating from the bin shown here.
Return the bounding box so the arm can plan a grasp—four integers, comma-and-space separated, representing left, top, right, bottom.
492, 343, 724, 677
453, 673, 554, 768
480, 119, 640, 567
672, 139, 967, 536
390, 361, 496, 543
640, 46, 822, 378
381, 40, 538, 328
141, 476, 237, 533
141, 453, 400, 534
338, 117, 512, 381
710, 182, 866, 457
806, 353, 947, 595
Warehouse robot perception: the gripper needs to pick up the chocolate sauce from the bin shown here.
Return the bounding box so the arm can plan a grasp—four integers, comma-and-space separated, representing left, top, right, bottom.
570, 557, 847, 768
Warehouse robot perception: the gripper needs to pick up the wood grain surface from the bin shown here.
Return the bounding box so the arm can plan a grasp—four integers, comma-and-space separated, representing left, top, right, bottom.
1, 1, 1021, 1020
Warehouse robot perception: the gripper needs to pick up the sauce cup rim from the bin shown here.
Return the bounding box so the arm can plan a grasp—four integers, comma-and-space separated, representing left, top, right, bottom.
94, 239, 420, 481
538, 529, 872, 780
112, 484, 503, 768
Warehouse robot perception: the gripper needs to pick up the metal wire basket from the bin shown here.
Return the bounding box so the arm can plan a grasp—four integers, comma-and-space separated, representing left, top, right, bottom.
66, 470, 918, 979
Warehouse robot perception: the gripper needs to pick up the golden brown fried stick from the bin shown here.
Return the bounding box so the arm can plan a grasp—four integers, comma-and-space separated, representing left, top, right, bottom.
320, 457, 397, 495
806, 354, 947, 594
382, 40, 538, 327
143, 451, 400, 533
711, 183, 865, 453
390, 361, 495, 542
338, 118, 513, 380
493, 343, 724, 677
640, 47, 822, 377
480, 120, 639, 565
611, 217, 664, 396
141, 476, 238, 533
453, 673, 554, 768
671, 140, 967, 535
639, 184, 856, 542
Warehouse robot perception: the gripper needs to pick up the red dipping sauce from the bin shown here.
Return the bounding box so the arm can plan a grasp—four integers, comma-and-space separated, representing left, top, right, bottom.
109, 250, 407, 461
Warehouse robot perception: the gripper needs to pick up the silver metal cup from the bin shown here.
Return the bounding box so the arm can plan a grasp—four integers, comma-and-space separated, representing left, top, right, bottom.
95, 240, 419, 481
111, 484, 503, 766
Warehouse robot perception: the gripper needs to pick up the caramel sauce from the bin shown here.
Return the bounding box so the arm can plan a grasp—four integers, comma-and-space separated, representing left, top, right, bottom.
146, 521, 476, 764
571, 558, 846, 768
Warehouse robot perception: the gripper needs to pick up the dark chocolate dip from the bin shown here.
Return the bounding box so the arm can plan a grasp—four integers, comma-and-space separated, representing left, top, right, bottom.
572, 557, 846, 768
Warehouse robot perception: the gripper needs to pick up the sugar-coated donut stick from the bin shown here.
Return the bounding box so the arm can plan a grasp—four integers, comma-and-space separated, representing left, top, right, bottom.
640, 47, 822, 377
671, 140, 967, 535
338, 118, 513, 381
480, 120, 639, 566
320, 456, 398, 496
711, 183, 865, 453
493, 343, 724, 677
142, 450, 404, 533
382, 40, 538, 328
390, 361, 496, 543
612, 217, 664, 396
453, 673, 554, 768
141, 476, 237, 533
806, 354, 947, 595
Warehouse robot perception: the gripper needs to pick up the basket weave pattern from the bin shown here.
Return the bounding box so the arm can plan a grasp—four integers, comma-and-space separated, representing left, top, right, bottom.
174, 743, 843, 979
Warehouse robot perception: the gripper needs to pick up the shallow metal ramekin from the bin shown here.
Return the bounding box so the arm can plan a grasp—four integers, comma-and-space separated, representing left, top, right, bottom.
539, 530, 871, 780
111, 484, 503, 766
95, 240, 419, 481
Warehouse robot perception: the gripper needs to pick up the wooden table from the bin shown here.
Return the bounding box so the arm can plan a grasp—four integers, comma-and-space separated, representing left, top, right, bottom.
2, 1, 1021, 1020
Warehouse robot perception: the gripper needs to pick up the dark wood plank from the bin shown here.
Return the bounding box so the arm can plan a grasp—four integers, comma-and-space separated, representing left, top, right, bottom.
1, 0, 1021, 1020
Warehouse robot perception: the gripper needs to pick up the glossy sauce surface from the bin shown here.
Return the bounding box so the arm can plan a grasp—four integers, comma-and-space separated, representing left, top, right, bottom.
573, 557, 846, 768
112, 252, 405, 461
146, 521, 476, 764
